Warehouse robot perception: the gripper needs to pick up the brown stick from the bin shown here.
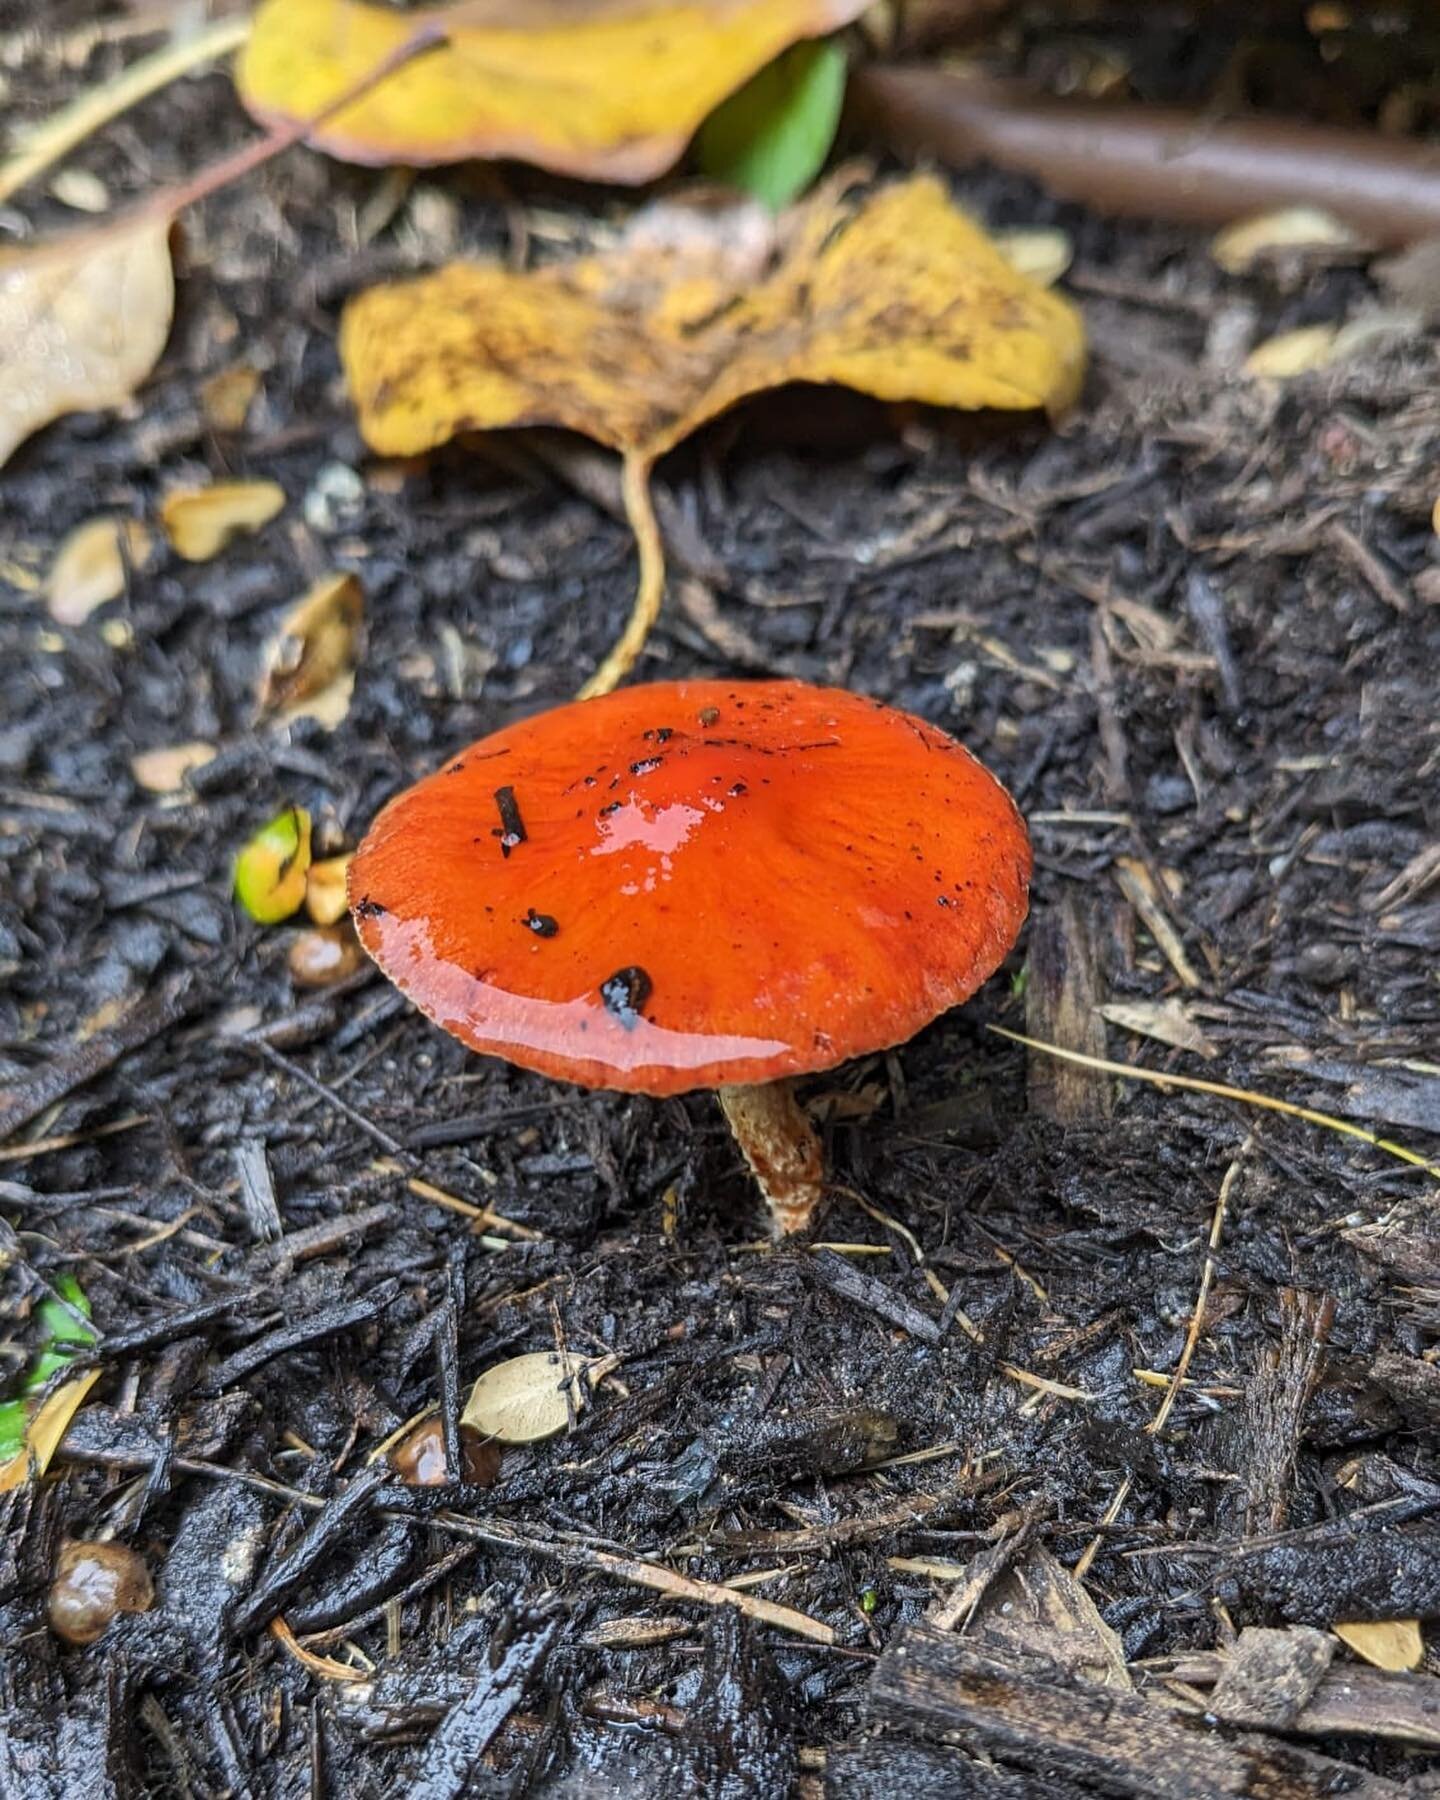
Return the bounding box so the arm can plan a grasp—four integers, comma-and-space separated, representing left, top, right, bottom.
849, 68, 1440, 247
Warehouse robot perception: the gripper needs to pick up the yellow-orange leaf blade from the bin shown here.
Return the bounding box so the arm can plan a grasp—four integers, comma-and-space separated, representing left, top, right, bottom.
237, 0, 868, 182
0, 221, 173, 470
340, 174, 1085, 463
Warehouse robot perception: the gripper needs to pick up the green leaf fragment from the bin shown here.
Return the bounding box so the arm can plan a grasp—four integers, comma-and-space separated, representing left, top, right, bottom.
0, 1274, 95, 1460
695, 37, 848, 213
234, 804, 313, 924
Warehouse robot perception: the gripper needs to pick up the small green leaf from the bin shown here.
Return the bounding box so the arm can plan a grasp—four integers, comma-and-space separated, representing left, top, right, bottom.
30, 1276, 94, 1388
695, 38, 847, 213
235, 805, 312, 924
0, 1275, 95, 1460
0, 1400, 25, 1463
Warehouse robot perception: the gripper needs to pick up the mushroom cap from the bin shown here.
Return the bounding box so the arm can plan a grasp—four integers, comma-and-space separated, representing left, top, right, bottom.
349, 680, 1031, 1095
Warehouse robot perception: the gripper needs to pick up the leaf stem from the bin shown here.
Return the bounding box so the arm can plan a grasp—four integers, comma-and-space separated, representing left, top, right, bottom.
578, 450, 664, 700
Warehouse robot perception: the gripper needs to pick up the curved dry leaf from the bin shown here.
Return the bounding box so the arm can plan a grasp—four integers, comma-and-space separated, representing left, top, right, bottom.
461, 1350, 590, 1444
238, 0, 869, 181
258, 571, 363, 718
0, 219, 173, 470
45, 516, 153, 624
341, 173, 1086, 464
0, 1371, 102, 1492
161, 479, 286, 561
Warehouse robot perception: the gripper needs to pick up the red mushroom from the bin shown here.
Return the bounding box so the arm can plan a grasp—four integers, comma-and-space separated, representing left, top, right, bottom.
349, 680, 1030, 1235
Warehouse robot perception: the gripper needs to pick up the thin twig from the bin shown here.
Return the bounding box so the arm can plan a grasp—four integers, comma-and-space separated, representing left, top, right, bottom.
0, 15, 251, 208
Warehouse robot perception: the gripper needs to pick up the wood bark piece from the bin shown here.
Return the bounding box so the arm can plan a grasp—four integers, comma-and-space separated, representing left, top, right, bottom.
0, 974, 198, 1142
867, 1628, 1406, 1799
1023, 893, 1111, 1123
1164, 1645, 1440, 1751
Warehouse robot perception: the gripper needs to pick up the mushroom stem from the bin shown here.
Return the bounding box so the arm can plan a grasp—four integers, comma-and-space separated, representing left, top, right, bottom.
717, 1081, 823, 1237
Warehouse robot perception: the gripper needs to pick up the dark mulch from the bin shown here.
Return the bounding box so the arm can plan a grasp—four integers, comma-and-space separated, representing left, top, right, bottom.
2, 7, 1438, 1797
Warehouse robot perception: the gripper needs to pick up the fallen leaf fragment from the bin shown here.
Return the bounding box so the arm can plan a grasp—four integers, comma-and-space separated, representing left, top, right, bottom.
45, 516, 152, 624
0, 219, 173, 469
237, 0, 869, 182
305, 853, 352, 926
1212, 205, 1365, 275
1333, 1618, 1423, 1671
130, 741, 218, 794
1099, 998, 1218, 1060
0, 1371, 102, 1492
462, 1350, 604, 1444
235, 805, 312, 924
257, 572, 363, 719
161, 479, 286, 562
342, 173, 1084, 692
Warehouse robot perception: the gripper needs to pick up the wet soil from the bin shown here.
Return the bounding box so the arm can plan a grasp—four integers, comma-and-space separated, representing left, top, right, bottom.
1, 7, 1439, 1797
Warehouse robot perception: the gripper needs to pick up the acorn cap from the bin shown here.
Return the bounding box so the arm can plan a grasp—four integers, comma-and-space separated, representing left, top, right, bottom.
349, 680, 1030, 1094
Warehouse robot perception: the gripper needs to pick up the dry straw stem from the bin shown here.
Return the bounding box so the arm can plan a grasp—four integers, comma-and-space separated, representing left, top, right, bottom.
990, 1027, 1440, 1178
0, 14, 252, 208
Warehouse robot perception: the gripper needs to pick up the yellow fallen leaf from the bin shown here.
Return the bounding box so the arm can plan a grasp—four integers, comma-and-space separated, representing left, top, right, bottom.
0, 1371, 101, 1492
1333, 1618, 1423, 1671
1212, 206, 1364, 275
161, 479, 286, 561
257, 572, 363, 718
0, 219, 173, 469
342, 173, 1084, 692
129, 741, 217, 794
237, 0, 869, 181
45, 516, 153, 625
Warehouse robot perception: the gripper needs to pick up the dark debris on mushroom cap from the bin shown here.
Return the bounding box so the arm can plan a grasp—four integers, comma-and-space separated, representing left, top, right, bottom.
348, 679, 1031, 1095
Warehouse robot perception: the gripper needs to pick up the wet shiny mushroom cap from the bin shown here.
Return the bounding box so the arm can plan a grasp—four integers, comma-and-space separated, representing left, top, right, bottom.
348, 680, 1031, 1094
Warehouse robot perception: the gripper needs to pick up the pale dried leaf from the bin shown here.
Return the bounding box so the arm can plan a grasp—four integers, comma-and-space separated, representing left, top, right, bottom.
462, 1350, 590, 1444
161, 478, 286, 562
45, 516, 152, 624
0, 220, 173, 469
1099, 998, 1219, 1060
1333, 1619, 1423, 1672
